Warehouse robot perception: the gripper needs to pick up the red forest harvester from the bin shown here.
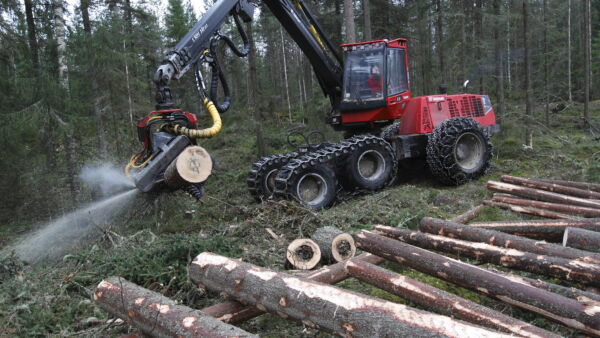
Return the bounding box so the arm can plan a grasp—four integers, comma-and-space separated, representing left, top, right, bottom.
125, 0, 499, 208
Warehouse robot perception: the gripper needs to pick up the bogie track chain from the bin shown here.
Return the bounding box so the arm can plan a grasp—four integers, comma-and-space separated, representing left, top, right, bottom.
247, 152, 300, 201
273, 135, 397, 206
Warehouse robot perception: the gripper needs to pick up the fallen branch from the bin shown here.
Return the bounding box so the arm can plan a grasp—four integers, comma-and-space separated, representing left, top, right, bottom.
345, 259, 557, 338
189, 252, 511, 337
354, 230, 600, 336
419, 217, 600, 265
372, 226, 600, 287
449, 204, 486, 223
93, 277, 256, 337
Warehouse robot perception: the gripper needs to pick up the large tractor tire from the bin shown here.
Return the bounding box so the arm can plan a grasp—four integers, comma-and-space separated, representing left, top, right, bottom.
342, 135, 396, 191
284, 163, 337, 210
247, 153, 296, 201
380, 121, 401, 142
426, 117, 492, 185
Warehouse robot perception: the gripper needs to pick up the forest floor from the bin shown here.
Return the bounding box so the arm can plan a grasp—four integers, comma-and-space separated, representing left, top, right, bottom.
1, 101, 599, 337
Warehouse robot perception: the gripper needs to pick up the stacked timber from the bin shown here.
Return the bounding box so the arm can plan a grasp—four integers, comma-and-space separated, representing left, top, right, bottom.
563, 227, 600, 253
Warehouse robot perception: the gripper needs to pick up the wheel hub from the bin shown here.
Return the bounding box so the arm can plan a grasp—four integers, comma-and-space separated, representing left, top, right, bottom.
357, 150, 386, 181
297, 173, 328, 206
454, 132, 484, 171
264, 169, 278, 195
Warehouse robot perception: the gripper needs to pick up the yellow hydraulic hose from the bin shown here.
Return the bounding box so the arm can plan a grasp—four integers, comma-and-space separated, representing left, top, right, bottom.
293, 0, 326, 49
172, 98, 222, 139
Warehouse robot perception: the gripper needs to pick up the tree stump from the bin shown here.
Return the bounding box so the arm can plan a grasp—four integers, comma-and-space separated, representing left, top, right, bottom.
164, 146, 212, 189
312, 226, 356, 263
286, 238, 321, 270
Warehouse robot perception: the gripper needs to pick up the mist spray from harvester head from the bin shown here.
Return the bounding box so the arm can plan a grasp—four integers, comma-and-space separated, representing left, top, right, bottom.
3, 163, 138, 265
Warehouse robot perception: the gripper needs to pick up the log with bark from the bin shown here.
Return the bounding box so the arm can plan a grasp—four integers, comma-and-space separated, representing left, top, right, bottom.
285, 238, 321, 270
486, 267, 600, 304
538, 178, 600, 193
200, 253, 384, 324
418, 217, 600, 264
501, 175, 600, 199
164, 146, 212, 189
563, 227, 600, 253
449, 204, 486, 223
371, 226, 600, 287
482, 200, 574, 219
311, 226, 356, 263
189, 252, 512, 337
487, 181, 600, 209
354, 230, 600, 335
492, 194, 600, 218
93, 277, 256, 338
469, 218, 600, 240
344, 259, 557, 338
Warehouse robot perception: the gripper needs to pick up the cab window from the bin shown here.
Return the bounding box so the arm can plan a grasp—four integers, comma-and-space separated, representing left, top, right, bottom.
342, 48, 384, 101
386, 48, 408, 96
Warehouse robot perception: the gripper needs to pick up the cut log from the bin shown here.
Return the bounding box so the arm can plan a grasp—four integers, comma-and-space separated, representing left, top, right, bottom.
285, 238, 321, 270
93, 277, 256, 338
189, 252, 512, 337
482, 200, 574, 219
201, 253, 384, 324
537, 178, 600, 193
418, 217, 600, 265
492, 194, 600, 218
372, 226, 600, 287
164, 146, 212, 189
487, 181, 600, 209
501, 175, 600, 199
354, 230, 600, 336
469, 219, 600, 241
486, 267, 600, 304
311, 226, 356, 263
564, 227, 600, 253
345, 259, 557, 338
449, 204, 486, 223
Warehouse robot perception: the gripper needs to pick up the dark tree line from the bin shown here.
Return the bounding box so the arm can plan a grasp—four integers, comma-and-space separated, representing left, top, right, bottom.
0, 0, 597, 223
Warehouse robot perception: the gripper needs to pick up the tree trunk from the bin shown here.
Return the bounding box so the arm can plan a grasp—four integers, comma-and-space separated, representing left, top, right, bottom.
494, 0, 504, 119
543, 0, 549, 125
568, 0, 572, 103
564, 227, 600, 253
501, 175, 600, 199
482, 199, 575, 219
492, 194, 600, 218
354, 230, 600, 335
435, 0, 445, 85
286, 238, 321, 270
93, 277, 256, 337
189, 252, 511, 337
80, 0, 91, 33
163, 146, 212, 189
311, 226, 356, 263
362, 0, 371, 41
487, 181, 600, 209
280, 28, 292, 122
449, 204, 486, 223
523, 0, 533, 148
345, 259, 558, 338
201, 253, 384, 324
418, 217, 600, 265
343, 0, 355, 43
24, 0, 39, 70
468, 219, 600, 241
583, 0, 590, 127
475, 0, 483, 93
246, 21, 266, 157
371, 226, 600, 287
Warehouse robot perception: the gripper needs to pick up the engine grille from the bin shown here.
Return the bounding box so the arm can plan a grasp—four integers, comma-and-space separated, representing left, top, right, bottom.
448, 96, 484, 118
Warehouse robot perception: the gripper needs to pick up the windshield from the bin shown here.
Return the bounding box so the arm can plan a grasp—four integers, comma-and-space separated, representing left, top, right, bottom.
342, 48, 384, 102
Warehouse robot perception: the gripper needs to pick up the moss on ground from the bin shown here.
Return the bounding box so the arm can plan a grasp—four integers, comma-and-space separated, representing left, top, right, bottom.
0, 102, 598, 336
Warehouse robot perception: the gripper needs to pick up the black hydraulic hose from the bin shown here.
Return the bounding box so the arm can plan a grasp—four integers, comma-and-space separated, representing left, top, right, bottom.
218, 12, 250, 57
209, 40, 231, 113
